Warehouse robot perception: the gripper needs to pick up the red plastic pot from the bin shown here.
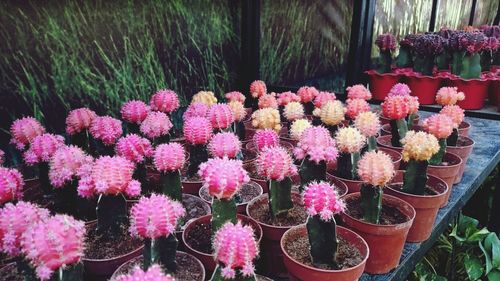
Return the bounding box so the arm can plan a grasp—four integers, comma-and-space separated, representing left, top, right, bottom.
385, 171, 448, 242
450, 77, 491, 110
427, 152, 462, 207
405, 74, 443, 105
446, 136, 474, 183
366, 70, 401, 101
198, 182, 263, 214
341, 193, 415, 274
458, 121, 471, 137
281, 225, 369, 281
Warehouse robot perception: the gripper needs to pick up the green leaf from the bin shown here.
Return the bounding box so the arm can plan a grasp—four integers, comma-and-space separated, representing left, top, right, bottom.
487, 269, 500, 281
464, 254, 484, 281
491, 235, 500, 269
467, 227, 491, 242
480, 239, 493, 274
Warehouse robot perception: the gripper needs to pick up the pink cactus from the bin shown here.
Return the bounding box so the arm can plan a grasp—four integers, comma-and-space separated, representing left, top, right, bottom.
252, 129, 279, 151
225, 91, 246, 103
21, 214, 85, 280
49, 145, 93, 188
121, 100, 150, 124
0, 202, 49, 256
140, 111, 173, 139
354, 111, 381, 137
258, 94, 278, 109
313, 91, 337, 108
23, 133, 65, 165
66, 108, 97, 136
183, 117, 213, 145
405, 95, 420, 115
150, 89, 180, 113
183, 102, 210, 120
198, 158, 249, 200
77, 156, 141, 198
381, 95, 410, 120
357, 151, 395, 187
345, 98, 371, 120
297, 86, 319, 103
10, 117, 45, 150
153, 143, 186, 172
207, 103, 235, 130
256, 146, 297, 181
440, 105, 465, 127
376, 33, 397, 51
89, 116, 123, 145
293, 126, 339, 164
277, 91, 301, 106
435, 87, 465, 106
346, 85, 372, 100
388, 83, 411, 97
115, 134, 153, 164
116, 264, 174, 281
130, 194, 185, 238
422, 114, 454, 139
0, 149, 4, 166
208, 132, 242, 158
0, 167, 24, 204
303, 182, 346, 221
213, 221, 259, 279
250, 80, 267, 98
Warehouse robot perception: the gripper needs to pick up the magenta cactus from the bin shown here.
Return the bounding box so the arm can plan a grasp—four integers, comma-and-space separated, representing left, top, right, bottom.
208, 103, 235, 130
116, 265, 174, 281
376, 33, 396, 52
388, 83, 411, 97
10, 117, 45, 150
150, 89, 180, 114
346, 85, 372, 101
303, 182, 345, 221
208, 132, 242, 158
0, 202, 49, 257
89, 116, 123, 146
183, 117, 213, 145
65, 108, 97, 136
121, 100, 150, 125
277, 91, 301, 106
154, 143, 186, 173
252, 129, 279, 151
293, 126, 338, 164
249, 80, 267, 98
23, 133, 65, 166
423, 114, 454, 165
314, 91, 337, 108
213, 221, 259, 279
0, 167, 24, 205
256, 146, 297, 181
225, 91, 246, 103
199, 157, 249, 200
115, 134, 153, 164
345, 98, 371, 120
49, 145, 93, 188
183, 102, 210, 120
140, 111, 173, 141
297, 86, 319, 103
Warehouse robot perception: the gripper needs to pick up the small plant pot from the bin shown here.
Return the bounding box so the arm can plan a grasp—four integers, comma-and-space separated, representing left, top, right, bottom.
376, 135, 403, 154
427, 152, 462, 207
199, 181, 263, 214
450, 77, 491, 110
445, 136, 474, 183
181, 179, 203, 195
385, 171, 448, 242
242, 148, 257, 165
366, 70, 401, 101
380, 123, 422, 136
378, 147, 403, 170
341, 193, 415, 274
281, 225, 369, 281
458, 121, 471, 137
329, 174, 363, 194
405, 74, 443, 105
182, 214, 262, 277
243, 162, 268, 193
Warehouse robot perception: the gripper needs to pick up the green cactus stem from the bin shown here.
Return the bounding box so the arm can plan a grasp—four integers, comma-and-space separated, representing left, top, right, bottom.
402, 160, 429, 195
451, 51, 465, 75
153, 135, 171, 147
407, 113, 417, 130
360, 184, 383, 224
367, 136, 377, 151
390, 119, 408, 147
16, 259, 37, 281
187, 144, 208, 177
307, 215, 339, 268
429, 138, 447, 166
436, 51, 450, 71
96, 194, 128, 236
143, 235, 178, 273
211, 198, 237, 233
481, 51, 493, 72
70, 130, 91, 154
460, 53, 481, 79
211, 266, 257, 281
377, 50, 393, 74
269, 177, 293, 220
396, 47, 413, 68
413, 55, 435, 76
134, 162, 149, 194
160, 170, 182, 202
299, 157, 326, 192
446, 128, 459, 147
336, 152, 360, 180
56, 263, 84, 281
125, 122, 140, 135
38, 162, 52, 196
234, 121, 246, 141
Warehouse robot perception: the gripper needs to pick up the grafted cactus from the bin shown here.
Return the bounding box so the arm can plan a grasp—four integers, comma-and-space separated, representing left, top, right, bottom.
228, 101, 247, 140
251, 108, 281, 132
313, 92, 337, 119
66, 108, 96, 152
345, 98, 370, 120
354, 111, 381, 151
440, 105, 465, 146
150, 89, 180, 114
252, 129, 279, 151
381, 95, 410, 147
435, 87, 465, 107
396, 34, 418, 68
183, 102, 210, 120
115, 134, 153, 192
208, 132, 242, 159
335, 127, 366, 180
226, 91, 246, 103
184, 117, 212, 177
375, 33, 396, 73
289, 119, 312, 140
297, 86, 319, 114
422, 114, 454, 165
388, 83, 411, 97
413, 34, 445, 75
121, 100, 150, 134
89, 116, 123, 156
115, 265, 174, 281
10, 117, 45, 151
303, 182, 345, 268
140, 111, 173, 145
154, 143, 186, 202
346, 85, 371, 101
312, 100, 345, 133
405, 95, 420, 129
277, 91, 301, 107
283, 102, 305, 122
258, 94, 278, 110
0, 167, 24, 205
208, 104, 235, 131
249, 80, 267, 109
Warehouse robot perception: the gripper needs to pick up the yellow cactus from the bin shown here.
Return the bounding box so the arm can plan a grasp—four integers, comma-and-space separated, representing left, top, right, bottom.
191, 91, 218, 106
251, 108, 281, 132
314, 101, 345, 126
289, 118, 312, 139
401, 131, 440, 162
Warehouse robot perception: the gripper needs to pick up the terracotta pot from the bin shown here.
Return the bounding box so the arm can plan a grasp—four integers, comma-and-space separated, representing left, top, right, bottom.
366, 70, 401, 101
280, 135, 299, 147
458, 121, 471, 137
281, 225, 369, 281
341, 193, 415, 274
327, 174, 349, 198
376, 135, 403, 154
378, 147, 403, 170
445, 136, 474, 183
450, 77, 491, 110
245, 140, 294, 152
380, 114, 420, 126
198, 182, 263, 214
405, 74, 443, 105
181, 179, 203, 195
242, 148, 257, 165
385, 171, 448, 242
380, 123, 423, 136
182, 214, 262, 276
329, 174, 363, 194
427, 152, 462, 207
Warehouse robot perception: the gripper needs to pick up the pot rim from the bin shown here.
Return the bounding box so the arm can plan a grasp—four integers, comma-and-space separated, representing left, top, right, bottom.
328, 173, 363, 185
386, 170, 449, 200
427, 152, 462, 169
198, 181, 264, 207
447, 135, 475, 149
246, 193, 304, 230
459, 121, 470, 130
403, 72, 442, 80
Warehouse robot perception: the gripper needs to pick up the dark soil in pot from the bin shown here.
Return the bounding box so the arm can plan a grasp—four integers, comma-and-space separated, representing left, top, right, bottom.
23, 179, 54, 208
0, 263, 22, 281
199, 182, 262, 206
247, 198, 307, 227
241, 149, 257, 164
387, 183, 442, 196
179, 194, 211, 230
345, 198, 409, 225
84, 225, 142, 260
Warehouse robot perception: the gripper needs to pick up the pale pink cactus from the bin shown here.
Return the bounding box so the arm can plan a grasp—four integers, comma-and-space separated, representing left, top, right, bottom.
440, 105, 465, 127
422, 114, 454, 139
258, 94, 278, 109
121, 100, 150, 124
77, 156, 141, 198
10, 117, 45, 150
213, 221, 259, 279
183, 102, 210, 120
297, 86, 319, 103
0, 149, 4, 166
208, 104, 235, 130
225, 91, 246, 103
150, 89, 180, 113
293, 126, 339, 164
250, 80, 267, 98
0, 202, 49, 256
153, 143, 186, 172
345, 98, 371, 120
183, 117, 213, 145
303, 182, 346, 221
256, 146, 297, 181
66, 108, 97, 136
283, 102, 305, 121
21, 214, 85, 280
435, 87, 465, 106
228, 101, 247, 122
388, 83, 411, 97
49, 145, 93, 188
357, 151, 395, 187
0, 167, 24, 204
381, 95, 410, 120
140, 111, 173, 139
277, 91, 301, 106
335, 127, 366, 154
346, 85, 372, 100
23, 133, 65, 166
208, 132, 242, 158
354, 111, 381, 137
313, 91, 337, 108
405, 95, 420, 114
116, 264, 174, 281
115, 134, 153, 164
130, 194, 185, 238
198, 158, 249, 199
89, 116, 123, 146
252, 129, 279, 151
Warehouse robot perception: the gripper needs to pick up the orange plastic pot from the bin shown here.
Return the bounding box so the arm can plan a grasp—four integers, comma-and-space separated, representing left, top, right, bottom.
446, 136, 474, 183
458, 121, 471, 137
427, 152, 462, 207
